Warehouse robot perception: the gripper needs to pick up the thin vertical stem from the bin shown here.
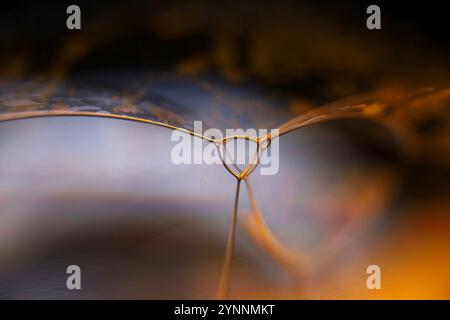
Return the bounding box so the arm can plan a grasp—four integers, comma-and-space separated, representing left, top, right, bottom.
217, 178, 241, 299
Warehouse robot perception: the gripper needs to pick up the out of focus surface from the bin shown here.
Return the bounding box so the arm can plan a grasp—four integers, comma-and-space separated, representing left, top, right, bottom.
0, 0, 449, 299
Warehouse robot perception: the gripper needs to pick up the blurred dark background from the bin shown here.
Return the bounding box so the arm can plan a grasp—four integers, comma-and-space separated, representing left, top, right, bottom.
1, 0, 449, 103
